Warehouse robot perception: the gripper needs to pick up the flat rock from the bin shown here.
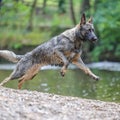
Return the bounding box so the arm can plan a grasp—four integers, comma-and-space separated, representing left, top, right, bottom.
0, 86, 120, 120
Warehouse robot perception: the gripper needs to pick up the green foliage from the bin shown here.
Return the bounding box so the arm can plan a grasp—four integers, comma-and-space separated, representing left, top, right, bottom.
92, 0, 120, 61
0, 0, 72, 49
0, 0, 30, 26
0, 0, 120, 61
58, 0, 66, 14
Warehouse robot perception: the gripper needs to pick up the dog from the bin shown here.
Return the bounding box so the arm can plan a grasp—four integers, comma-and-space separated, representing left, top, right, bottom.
0, 13, 99, 89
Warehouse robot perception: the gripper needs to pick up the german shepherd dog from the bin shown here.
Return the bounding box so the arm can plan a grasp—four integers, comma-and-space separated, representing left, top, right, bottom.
0, 13, 99, 89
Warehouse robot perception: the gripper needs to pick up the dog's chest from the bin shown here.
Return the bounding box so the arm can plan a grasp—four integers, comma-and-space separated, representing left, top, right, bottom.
50, 51, 78, 66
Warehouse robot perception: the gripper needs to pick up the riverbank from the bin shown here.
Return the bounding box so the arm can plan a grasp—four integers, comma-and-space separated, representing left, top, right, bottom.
0, 61, 120, 71
0, 86, 120, 120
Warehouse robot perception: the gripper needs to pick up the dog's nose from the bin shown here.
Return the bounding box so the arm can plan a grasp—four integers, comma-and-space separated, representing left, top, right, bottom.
92, 36, 98, 41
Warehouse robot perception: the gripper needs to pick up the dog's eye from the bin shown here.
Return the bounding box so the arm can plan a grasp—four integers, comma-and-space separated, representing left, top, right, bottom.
88, 29, 91, 32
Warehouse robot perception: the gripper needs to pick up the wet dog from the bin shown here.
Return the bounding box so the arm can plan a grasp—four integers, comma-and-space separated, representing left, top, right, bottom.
0, 13, 99, 89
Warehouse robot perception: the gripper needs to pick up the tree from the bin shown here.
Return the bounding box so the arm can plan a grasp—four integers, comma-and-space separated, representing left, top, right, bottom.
0, 0, 2, 9
69, 0, 76, 25
80, 0, 90, 16
27, 0, 37, 30
58, 0, 66, 14
42, 0, 47, 14
92, 0, 120, 61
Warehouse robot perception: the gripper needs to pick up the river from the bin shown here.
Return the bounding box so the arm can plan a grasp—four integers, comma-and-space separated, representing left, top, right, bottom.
0, 62, 120, 102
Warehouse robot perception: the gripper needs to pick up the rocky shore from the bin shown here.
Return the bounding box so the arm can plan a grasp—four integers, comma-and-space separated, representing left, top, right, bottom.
0, 86, 120, 120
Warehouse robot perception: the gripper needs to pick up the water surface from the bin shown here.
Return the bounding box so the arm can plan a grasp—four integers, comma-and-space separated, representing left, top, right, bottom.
0, 69, 119, 102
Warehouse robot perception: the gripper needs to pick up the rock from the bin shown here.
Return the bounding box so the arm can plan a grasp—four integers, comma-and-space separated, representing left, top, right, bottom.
0, 86, 120, 120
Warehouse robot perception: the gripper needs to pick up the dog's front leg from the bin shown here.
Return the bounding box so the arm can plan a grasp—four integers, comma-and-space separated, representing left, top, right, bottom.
54, 49, 69, 77
72, 57, 99, 80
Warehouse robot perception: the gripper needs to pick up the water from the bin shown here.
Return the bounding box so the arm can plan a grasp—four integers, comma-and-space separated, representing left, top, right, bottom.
0, 68, 120, 103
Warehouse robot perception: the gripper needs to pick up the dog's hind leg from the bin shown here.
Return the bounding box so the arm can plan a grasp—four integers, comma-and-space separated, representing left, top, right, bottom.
0, 76, 12, 86
18, 76, 26, 89
0, 67, 20, 86
0, 69, 17, 86
18, 64, 41, 89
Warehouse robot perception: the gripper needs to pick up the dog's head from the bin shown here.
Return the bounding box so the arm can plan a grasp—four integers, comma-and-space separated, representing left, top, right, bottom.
76, 13, 98, 42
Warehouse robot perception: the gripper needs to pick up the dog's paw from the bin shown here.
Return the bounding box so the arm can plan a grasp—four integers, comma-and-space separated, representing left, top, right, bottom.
92, 76, 100, 81
60, 71, 65, 77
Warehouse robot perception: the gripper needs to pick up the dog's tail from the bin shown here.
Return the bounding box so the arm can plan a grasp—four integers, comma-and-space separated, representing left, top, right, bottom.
0, 50, 24, 63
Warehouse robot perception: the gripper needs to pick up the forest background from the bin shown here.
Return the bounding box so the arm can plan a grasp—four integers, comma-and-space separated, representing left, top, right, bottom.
0, 0, 120, 62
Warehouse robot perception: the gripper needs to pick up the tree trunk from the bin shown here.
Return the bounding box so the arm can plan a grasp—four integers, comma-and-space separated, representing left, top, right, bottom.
27, 0, 37, 31
0, 0, 2, 9
42, 0, 47, 14
58, 0, 66, 14
80, 0, 90, 15
69, 0, 76, 25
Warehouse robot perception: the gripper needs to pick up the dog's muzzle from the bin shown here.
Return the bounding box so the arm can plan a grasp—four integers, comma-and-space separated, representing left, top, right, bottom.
85, 32, 98, 42
91, 36, 98, 42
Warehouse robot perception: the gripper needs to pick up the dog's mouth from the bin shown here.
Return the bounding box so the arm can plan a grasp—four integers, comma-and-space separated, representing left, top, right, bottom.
91, 39, 97, 43
90, 37, 98, 43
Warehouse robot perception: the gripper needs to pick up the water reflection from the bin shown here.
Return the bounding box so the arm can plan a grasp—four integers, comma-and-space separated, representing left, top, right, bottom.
0, 69, 119, 102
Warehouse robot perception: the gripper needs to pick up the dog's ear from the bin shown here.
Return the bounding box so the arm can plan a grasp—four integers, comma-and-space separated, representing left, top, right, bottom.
80, 13, 86, 25
88, 17, 92, 23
